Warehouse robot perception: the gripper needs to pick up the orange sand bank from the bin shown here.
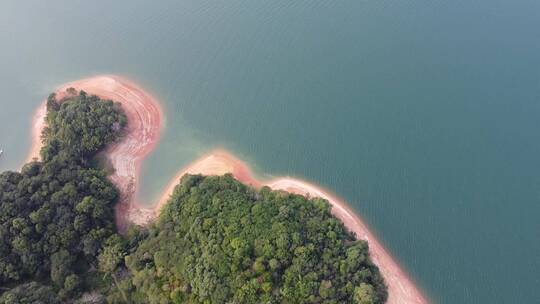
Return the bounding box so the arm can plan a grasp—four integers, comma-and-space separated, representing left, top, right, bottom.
28, 76, 427, 304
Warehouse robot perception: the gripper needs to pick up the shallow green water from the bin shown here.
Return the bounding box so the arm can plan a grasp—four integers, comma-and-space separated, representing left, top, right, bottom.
1, 1, 539, 302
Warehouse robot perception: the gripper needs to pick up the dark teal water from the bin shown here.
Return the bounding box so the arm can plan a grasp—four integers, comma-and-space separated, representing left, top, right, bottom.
1, 1, 539, 302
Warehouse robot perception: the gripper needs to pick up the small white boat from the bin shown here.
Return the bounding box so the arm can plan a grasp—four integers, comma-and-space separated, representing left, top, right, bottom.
0, 149, 3, 156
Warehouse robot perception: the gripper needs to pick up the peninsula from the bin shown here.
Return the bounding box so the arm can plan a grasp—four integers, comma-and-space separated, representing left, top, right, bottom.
23, 75, 427, 303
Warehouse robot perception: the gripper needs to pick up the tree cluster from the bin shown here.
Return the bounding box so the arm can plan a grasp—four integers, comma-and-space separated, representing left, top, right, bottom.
0, 91, 126, 300
121, 174, 387, 303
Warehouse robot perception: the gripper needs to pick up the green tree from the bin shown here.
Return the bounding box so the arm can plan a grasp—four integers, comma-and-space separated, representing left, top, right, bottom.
64, 274, 82, 295
354, 283, 376, 304
50, 249, 75, 286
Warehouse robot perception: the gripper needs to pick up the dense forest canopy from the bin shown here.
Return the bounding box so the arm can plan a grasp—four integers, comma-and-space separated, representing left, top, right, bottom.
119, 174, 387, 303
0, 282, 60, 303
0, 90, 386, 303
0, 91, 126, 300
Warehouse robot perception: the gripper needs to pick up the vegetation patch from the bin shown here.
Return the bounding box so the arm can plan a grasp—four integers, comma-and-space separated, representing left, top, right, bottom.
0, 91, 126, 300
117, 174, 387, 303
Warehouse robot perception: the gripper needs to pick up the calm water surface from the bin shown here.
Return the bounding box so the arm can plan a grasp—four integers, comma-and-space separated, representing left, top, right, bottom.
1, 1, 539, 303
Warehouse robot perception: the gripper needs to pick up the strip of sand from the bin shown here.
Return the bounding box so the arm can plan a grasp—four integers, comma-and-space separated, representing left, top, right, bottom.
27, 75, 428, 304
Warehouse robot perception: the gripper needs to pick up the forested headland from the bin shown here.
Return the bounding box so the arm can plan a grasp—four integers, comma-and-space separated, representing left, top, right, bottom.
116, 174, 387, 303
0, 91, 386, 303
0, 91, 126, 302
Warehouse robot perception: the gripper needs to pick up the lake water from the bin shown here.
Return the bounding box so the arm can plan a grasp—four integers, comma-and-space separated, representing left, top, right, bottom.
1, 1, 539, 302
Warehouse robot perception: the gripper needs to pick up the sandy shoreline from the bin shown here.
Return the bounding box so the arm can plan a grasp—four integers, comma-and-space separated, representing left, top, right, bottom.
27, 75, 428, 304
26, 75, 164, 230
